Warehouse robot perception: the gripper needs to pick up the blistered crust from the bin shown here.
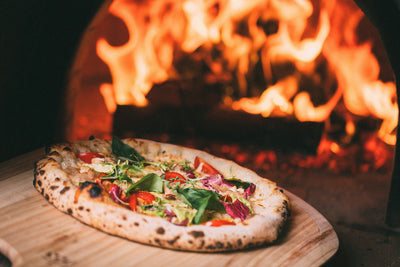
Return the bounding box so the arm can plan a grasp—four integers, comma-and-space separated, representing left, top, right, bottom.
33, 138, 290, 252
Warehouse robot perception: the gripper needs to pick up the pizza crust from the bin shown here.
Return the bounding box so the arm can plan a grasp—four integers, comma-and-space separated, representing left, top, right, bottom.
34, 138, 290, 252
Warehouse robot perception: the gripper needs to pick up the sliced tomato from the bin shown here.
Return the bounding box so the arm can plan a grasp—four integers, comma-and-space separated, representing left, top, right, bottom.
128, 194, 137, 211
120, 191, 127, 202
164, 172, 186, 182
203, 220, 236, 227
77, 152, 104, 164
127, 191, 155, 211
102, 180, 118, 194
194, 156, 220, 175
95, 173, 107, 186
136, 191, 155, 204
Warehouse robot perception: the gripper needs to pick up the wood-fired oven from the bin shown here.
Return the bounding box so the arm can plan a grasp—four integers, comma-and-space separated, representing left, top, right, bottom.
0, 0, 399, 265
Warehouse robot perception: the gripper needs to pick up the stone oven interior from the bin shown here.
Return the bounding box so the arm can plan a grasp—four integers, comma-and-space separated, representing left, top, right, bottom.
0, 0, 399, 266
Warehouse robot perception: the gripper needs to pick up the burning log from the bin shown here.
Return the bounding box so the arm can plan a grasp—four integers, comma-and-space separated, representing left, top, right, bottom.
114, 103, 324, 153
113, 81, 324, 153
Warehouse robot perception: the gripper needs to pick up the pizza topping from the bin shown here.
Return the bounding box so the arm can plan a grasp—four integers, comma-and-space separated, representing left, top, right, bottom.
110, 185, 125, 204
73, 137, 259, 226
200, 174, 234, 192
185, 171, 196, 179
85, 161, 114, 174
194, 156, 220, 175
95, 173, 107, 185
136, 191, 156, 204
126, 173, 164, 195
76, 152, 104, 164
163, 172, 187, 182
112, 136, 145, 163
220, 194, 233, 203
171, 206, 196, 225
203, 220, 236, 227
244, 183, 256, 199
172, 218, 189, 226
174, 188, 226, 224
223, 199, 250, 221
128, 194, 138, 211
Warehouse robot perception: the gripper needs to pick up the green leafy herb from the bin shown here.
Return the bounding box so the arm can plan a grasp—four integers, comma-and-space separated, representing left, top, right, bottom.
145, 161, 175, 172
225, 177, 252, 189
112, 136, 145, 163
126, 173, 164, 195
142, 205, 166, 218
181, 161, 193, 172
146, 160, 192, 172
105, 161, 138, 183
172, 205, 196, 224
174, 188, 225, 224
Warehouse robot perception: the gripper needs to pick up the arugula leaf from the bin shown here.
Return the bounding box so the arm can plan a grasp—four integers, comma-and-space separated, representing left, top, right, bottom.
112, 136, 145, 163
126, 173, 164, 195
146, 160, 192, 172
174, 188, 225, 224
181, 161, 193, 172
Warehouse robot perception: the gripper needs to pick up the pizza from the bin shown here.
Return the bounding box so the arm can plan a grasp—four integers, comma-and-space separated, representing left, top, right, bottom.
33, 136, 290, 252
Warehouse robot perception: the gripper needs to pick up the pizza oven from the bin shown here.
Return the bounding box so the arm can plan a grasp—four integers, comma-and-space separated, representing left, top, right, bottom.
0, 0, 399, 266
63, 0, 400, 220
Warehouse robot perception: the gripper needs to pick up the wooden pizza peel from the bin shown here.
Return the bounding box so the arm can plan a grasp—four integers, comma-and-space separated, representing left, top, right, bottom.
0, 149, 338, 267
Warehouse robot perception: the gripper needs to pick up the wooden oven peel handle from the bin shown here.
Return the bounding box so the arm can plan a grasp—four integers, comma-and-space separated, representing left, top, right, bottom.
0, 238, 23, 267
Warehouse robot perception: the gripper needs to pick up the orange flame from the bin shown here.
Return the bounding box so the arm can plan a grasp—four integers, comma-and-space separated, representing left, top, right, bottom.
322, 2, 398, 145
96, 0, 397, 145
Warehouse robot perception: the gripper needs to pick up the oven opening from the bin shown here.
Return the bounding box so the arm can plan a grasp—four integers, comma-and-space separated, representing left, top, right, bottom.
65, 0, 396, 174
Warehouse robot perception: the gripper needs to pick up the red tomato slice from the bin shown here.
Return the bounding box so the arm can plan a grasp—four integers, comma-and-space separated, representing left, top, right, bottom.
164, 172, 186, 182
102, 180, 118, 194
77, 152, 104, 164
194, 156, 220, 175
95, 173, 107, 186
120, 191, 127, 202
128, 191, 154, 211
128, 195, 137, 211
136, 191, 155, 204
203, 220, 236, 227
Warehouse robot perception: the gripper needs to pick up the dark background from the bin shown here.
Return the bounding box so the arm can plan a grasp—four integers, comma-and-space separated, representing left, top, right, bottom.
0, 1, 103, 162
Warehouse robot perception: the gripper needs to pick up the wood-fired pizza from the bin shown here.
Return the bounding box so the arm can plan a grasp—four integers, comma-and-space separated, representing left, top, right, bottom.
33, 137, 290, 252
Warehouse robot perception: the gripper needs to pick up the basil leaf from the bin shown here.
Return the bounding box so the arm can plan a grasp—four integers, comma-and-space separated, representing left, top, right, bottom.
126, 173, 164, 194
225, 177, 252, 189
112, 136, 145, 163
193, 195, 211, 224
174, 188, 225, 224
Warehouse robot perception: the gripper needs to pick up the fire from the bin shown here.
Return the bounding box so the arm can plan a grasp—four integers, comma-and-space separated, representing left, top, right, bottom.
96, 0, 397, 145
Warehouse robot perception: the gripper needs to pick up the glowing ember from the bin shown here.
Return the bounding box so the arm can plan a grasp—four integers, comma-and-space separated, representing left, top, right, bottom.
95, 0, 397, 145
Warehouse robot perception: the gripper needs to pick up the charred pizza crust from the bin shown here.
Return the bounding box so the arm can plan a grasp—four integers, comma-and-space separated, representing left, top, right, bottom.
33, 138, 290, 252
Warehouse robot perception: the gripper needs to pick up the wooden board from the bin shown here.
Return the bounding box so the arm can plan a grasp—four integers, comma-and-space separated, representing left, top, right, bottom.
0, 149, 338, 267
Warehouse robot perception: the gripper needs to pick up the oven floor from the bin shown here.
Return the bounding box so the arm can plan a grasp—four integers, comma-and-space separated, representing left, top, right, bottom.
264, 169, 399, 266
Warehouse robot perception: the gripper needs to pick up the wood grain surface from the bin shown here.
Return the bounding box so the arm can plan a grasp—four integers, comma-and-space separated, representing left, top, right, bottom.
0, 149, 338, 267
